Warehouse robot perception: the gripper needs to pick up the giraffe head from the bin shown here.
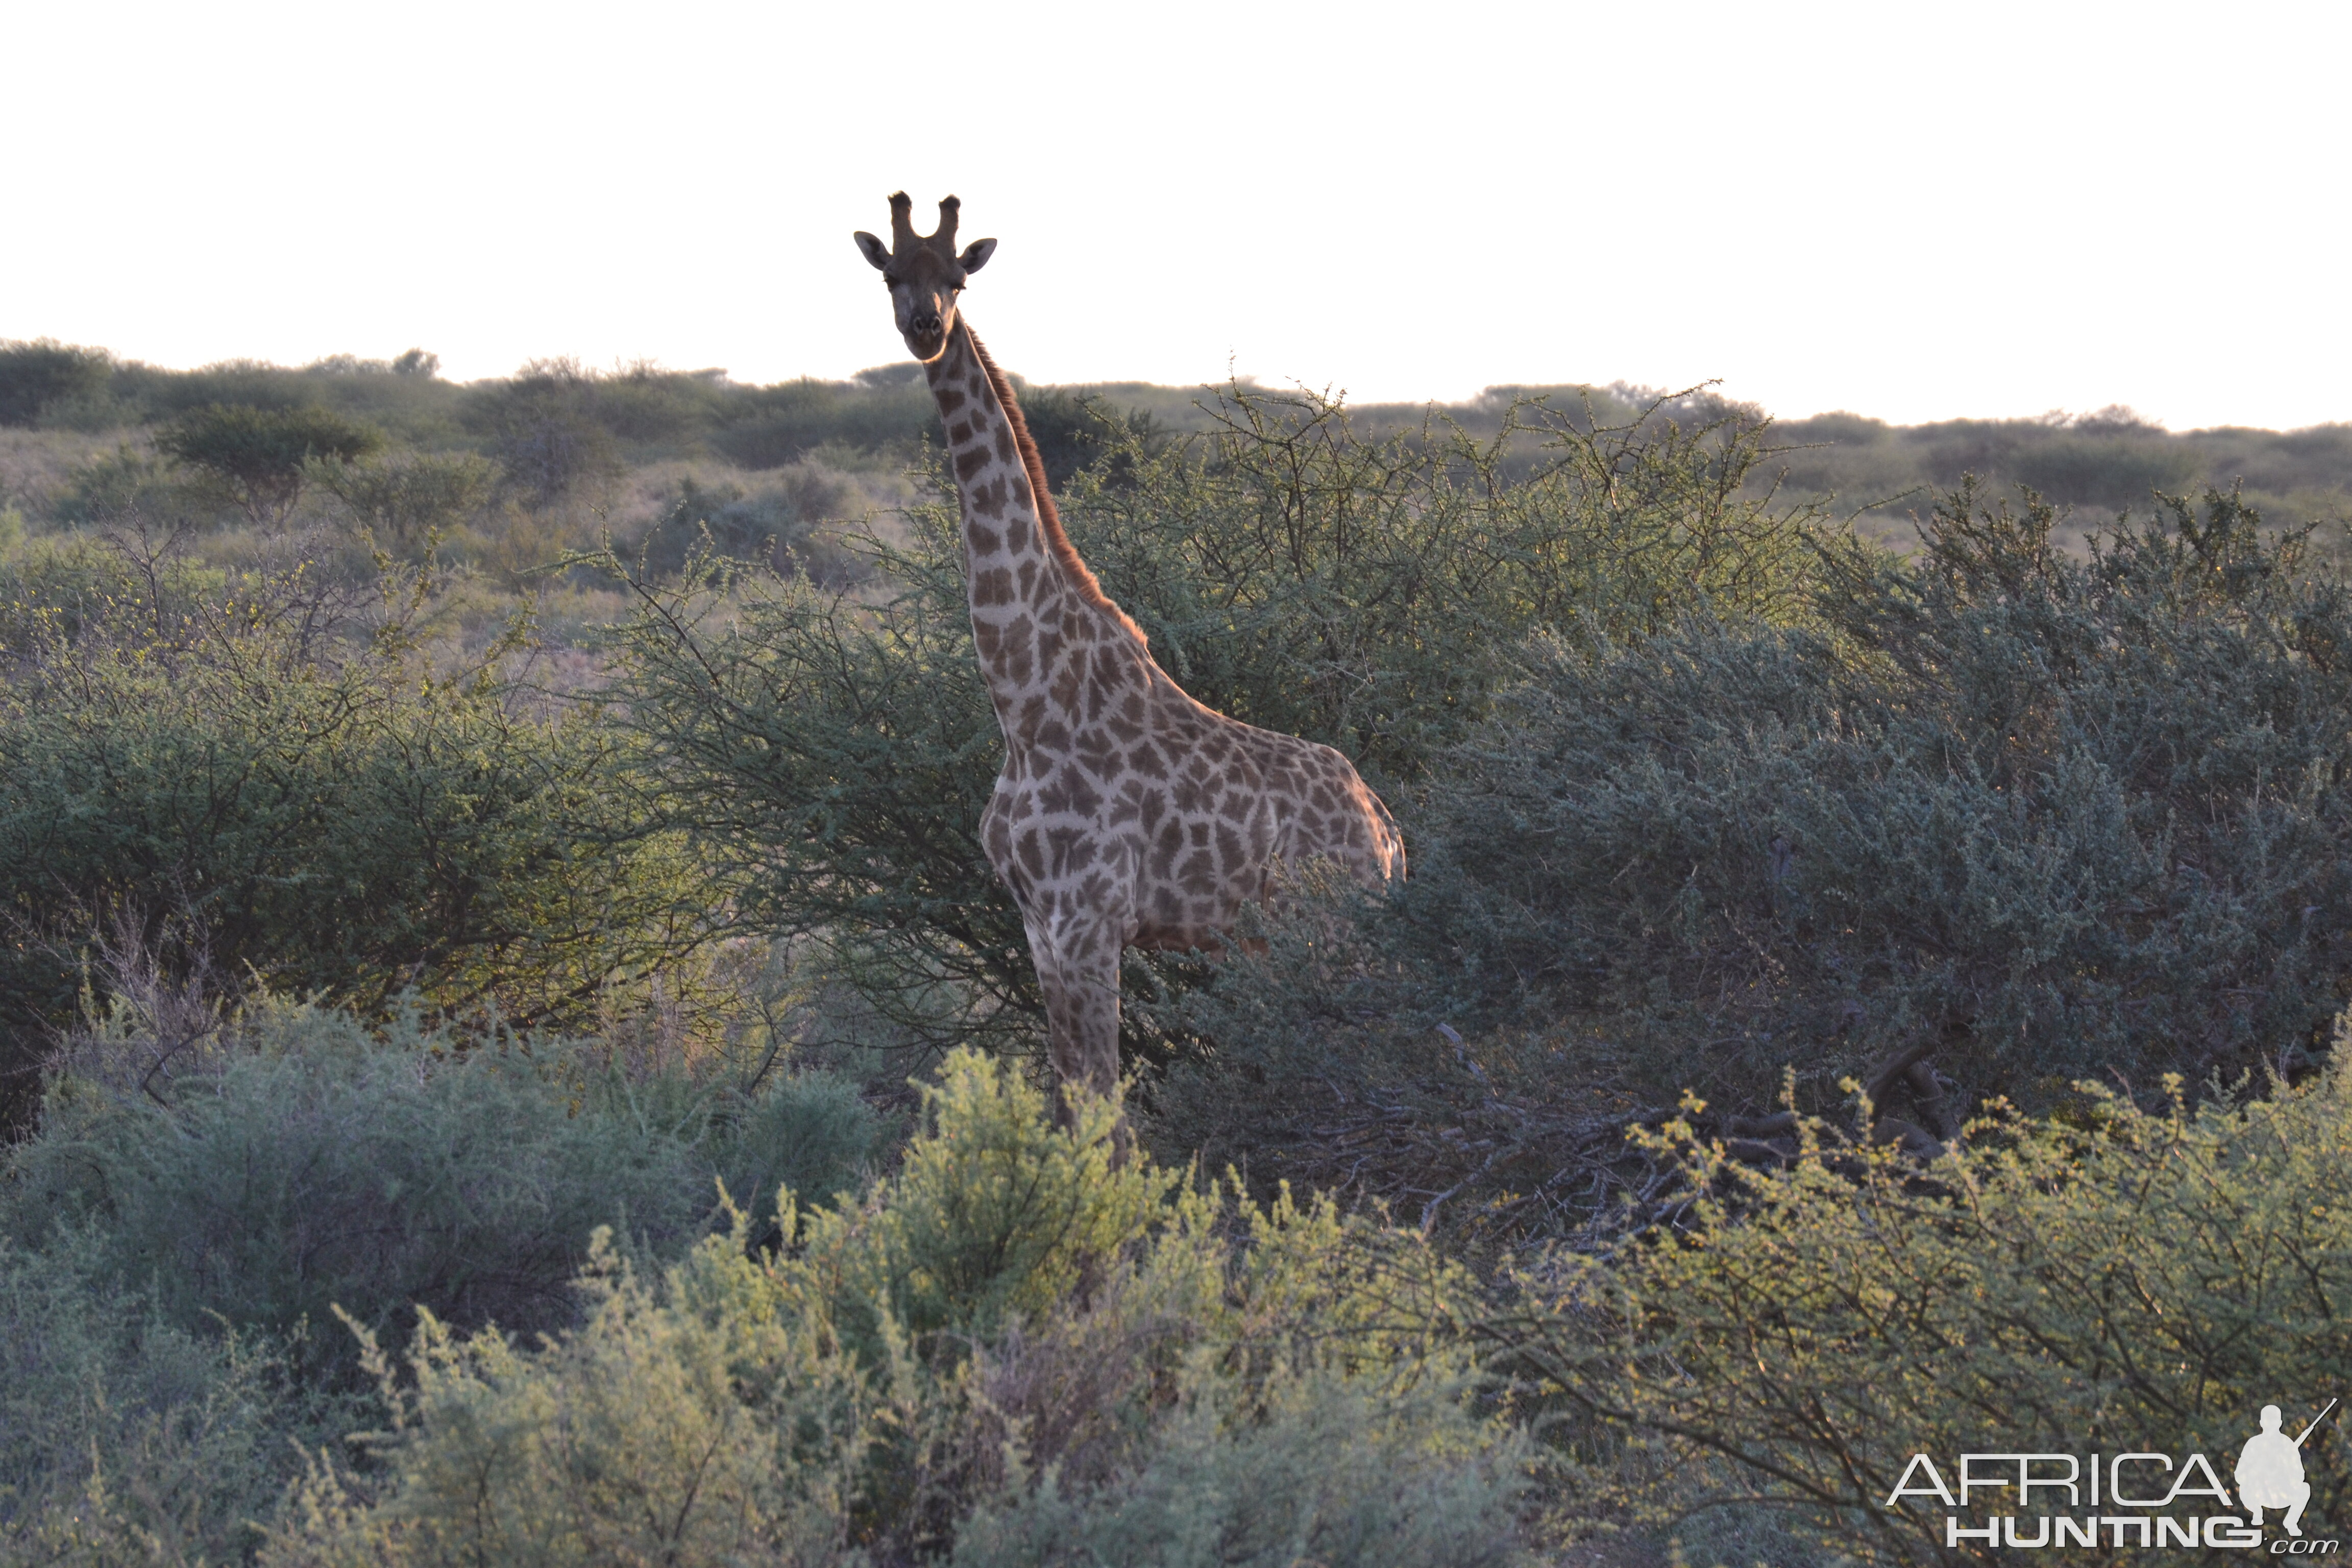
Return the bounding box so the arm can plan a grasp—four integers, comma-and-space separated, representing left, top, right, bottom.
853, 192, 998, 363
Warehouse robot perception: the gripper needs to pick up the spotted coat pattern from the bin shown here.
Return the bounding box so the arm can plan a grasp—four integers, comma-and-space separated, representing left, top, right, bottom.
927, 319, 1405, 1107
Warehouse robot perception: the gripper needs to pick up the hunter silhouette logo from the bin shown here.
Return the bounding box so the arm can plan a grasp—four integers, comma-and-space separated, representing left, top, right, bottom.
2240, 1400, 2339, 1538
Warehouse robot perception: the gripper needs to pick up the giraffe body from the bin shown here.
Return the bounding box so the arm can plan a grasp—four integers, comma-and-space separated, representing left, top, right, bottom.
857, 195, 1403, 1110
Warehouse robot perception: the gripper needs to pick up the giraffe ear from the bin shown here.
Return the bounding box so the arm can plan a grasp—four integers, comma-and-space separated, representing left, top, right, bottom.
853, 232, 891, 271
959, 237, 998, 274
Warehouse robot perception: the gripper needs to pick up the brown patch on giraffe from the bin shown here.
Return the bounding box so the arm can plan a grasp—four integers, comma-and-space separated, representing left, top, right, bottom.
962, 329, 1152, 647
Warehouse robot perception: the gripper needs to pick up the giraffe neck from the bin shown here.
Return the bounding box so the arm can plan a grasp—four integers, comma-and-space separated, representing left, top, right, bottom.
924, 318, 1145, 716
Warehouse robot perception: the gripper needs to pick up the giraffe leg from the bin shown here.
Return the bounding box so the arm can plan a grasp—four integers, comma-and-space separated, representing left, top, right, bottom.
1024, 913, 1129, 1154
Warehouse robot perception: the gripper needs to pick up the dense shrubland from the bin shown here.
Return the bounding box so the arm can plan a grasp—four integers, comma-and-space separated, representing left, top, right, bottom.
1159, 480, 2352, 1246
0, 530, 712, 1131
9, 332, 2352, 1562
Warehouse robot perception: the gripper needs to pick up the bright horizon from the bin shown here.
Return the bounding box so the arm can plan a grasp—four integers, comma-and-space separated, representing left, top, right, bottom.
8, 1, 2347, 432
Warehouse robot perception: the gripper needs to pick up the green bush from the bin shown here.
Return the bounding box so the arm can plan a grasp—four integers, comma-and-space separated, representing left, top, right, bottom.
0, 1231, 345, 1563
9, 1005, 696, 1377
0, 534, 710, 1125
1185, 482, 2352, 1155
1065, 384, 1830, 781
1493, 1049, 2352, 1564
603, 521, 1032, 1063
807, 1045, 1177, 1359
3, 1000, 889, 1382
314, 449, 495, 556
50, 443, 197, 528
949, 1366, 1523, 1568
261, 1049, 1518, 1567
462, 359, 628, 508
710, 367, 941, 469
156, 403, 384, 527
0, 340, 111, 428
710, 1066, 891, 1227
2008, 428, 2200, 507
626, 470, 871, 584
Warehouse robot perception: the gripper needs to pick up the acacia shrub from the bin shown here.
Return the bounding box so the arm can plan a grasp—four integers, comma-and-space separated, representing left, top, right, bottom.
0, 1232, 342, 1563
0, 339, 111, 428
1489, 1052, 2352, 1565
314, 448, 496, 556
627, 469, 873, 584
0, 532, 708, 1128
464, 358, 627, 509
2, 1000, 890, 1383
261, 1049, 1521, 1567
50, 442, 198, 527
156, 402, 383, 526
1185, 482, 2352, 1141
606, 527, 1028, 1062
709, 366, 941, 469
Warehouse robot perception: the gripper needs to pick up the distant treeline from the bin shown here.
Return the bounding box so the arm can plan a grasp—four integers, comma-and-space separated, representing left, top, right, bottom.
0, 339, 1162, 496
4, 337, 2348, 528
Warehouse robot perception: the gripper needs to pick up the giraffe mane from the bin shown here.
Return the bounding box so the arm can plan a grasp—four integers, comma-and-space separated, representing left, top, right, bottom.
966, 329, 1148, 646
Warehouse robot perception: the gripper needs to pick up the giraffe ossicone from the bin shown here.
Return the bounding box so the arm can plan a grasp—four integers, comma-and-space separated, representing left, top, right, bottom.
854, 193, 1405, 1134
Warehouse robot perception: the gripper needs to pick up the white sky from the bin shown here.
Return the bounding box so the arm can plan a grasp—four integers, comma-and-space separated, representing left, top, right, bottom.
5, 0, 2345, 430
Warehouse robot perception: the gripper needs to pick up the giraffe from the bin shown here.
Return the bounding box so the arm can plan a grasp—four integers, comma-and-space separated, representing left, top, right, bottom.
853, 193, 1404, 1128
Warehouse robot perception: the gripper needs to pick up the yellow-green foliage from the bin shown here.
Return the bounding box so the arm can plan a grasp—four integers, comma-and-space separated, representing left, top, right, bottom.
1502, 1052, 2352, 1563
806, 1049, 1179, 1354
264, 1049, 1524, 1567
